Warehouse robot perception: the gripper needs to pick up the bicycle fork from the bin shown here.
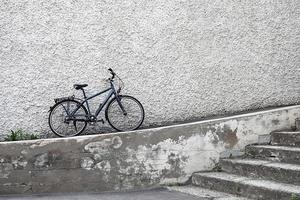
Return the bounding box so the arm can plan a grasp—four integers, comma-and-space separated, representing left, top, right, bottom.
111, 81, 127, 116
115, 94, 127, 116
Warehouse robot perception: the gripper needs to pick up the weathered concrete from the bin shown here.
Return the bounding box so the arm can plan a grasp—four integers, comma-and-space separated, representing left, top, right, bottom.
220, 159, 300, 185
296, 118, 300, 130
187, 124, 300, 199
167, 186, 250, 200
192, 172, 300, 200
0, 106, 299, 194
257, 134, 271, 145
271, 131, 300, 147
246, 145, 300, 165
1, 0, 300, 137
0, 188, 205, 200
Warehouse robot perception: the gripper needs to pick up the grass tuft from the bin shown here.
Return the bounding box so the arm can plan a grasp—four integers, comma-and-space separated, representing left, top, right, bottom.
4, 129, 39, 141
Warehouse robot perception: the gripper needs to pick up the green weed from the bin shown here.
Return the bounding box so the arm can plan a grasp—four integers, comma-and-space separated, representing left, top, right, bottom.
291, 194, 299, 200
4, 129, 39, 141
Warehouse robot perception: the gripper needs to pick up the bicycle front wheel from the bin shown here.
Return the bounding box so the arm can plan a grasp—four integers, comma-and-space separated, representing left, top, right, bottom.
49, 100, 88, 137
106, 95, 145, 131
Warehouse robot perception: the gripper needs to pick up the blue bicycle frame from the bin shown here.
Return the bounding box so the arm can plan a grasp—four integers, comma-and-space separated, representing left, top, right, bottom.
69, 80, 125, 121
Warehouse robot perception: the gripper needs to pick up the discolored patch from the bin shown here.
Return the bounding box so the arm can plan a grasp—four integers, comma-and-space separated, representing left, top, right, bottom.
111, 136, 123, 149
215, 125, 239, 149
225, 128, 239, 148
272, 119, 280, 125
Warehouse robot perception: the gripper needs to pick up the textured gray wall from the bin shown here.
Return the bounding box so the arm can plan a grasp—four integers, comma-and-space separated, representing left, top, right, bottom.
1, 0, 300, 136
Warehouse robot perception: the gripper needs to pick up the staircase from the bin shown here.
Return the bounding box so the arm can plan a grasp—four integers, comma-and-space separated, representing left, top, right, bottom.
170, 119, 300, 200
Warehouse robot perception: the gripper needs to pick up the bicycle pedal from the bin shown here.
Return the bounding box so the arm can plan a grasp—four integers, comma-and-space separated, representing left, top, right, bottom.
96, 119, 105, 124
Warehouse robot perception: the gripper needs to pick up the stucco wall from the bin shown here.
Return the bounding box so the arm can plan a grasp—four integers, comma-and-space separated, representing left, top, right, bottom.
0, 106, 299, 194
0, 0, 300, 136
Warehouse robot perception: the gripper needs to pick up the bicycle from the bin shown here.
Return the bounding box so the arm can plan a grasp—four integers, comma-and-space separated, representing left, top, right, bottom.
48, 68, 145, 137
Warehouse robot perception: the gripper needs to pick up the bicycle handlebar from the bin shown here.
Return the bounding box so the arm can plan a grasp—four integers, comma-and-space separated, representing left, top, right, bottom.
108, 68, 116, 79
107, 68, 124, 92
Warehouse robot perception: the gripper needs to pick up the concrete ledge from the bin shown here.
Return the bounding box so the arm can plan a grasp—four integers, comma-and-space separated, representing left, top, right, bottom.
0, 105, 300, 195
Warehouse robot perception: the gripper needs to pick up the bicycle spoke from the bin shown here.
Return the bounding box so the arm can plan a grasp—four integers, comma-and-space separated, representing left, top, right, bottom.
73, 121, 78, 132
49, 100, 87, 137
107, 96, 144, 131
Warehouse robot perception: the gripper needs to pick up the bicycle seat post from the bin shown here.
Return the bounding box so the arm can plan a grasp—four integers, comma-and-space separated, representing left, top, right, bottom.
80, 87, 92, 116
81, 88, 87, 99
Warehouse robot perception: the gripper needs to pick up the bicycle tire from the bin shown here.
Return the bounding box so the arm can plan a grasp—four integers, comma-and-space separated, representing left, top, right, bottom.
49, 99, 88, 137
105, 95, 145, 131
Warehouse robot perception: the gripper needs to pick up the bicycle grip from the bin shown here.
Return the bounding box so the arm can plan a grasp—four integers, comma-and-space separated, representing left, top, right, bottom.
108, 68, 114, 73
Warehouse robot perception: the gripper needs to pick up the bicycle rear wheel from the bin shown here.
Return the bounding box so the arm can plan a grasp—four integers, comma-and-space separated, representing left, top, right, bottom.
106, 95, 144, 131
49, 100, 88, 137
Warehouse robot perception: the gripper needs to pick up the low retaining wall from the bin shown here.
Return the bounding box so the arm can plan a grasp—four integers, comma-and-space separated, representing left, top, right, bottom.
0, 105, 300, 195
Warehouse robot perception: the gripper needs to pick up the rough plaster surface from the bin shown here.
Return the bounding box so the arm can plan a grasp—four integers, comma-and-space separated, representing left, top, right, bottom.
0, 106, 299, 194
0, 0, 300, 136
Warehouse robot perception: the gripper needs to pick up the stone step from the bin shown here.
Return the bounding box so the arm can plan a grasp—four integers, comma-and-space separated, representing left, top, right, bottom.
220, 158, 300, 185
192, 172, 300, 200
271, 131, 300, 147
166, 185, 250, 200
245, 145, 300, 164
296, 118, 300, 130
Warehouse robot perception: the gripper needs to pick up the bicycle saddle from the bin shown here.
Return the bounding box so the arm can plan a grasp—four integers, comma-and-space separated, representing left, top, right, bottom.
74, 84, 88, 90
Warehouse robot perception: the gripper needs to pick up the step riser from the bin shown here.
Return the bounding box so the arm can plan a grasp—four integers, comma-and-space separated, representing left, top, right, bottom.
192, 174, 300, 200
246, 146, 300, 165
220, 160, 300, 185
296, 119, 300, 131
271, 132, 300, 147
166, 186, 250, 200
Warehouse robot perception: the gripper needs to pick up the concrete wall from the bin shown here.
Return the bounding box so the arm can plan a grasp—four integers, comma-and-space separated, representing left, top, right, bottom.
1, 0, 300, 136
0, 106, 299, 194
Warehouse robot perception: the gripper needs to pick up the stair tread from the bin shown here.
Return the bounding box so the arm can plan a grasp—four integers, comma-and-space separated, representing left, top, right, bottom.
222, 158, 300, 171
194, 172, 300, 194
249, 145, 300, 151
167, 185, 250, 200
272, 131, 300, 134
